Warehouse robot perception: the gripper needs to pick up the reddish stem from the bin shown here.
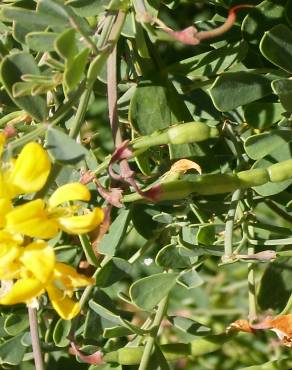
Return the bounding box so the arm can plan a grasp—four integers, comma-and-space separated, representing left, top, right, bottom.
196, 4, 254, 41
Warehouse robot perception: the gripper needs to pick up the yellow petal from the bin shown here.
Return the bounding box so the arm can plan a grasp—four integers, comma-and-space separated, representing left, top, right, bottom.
0, 230, 23, 245
6, 199, 59, 238
48, 183, 91, 208
0, 133, 6, 157
0, 245, 21, 279
20, 241, 55, 283
0, 198, 12, 228
8, 142, 51, 196
0, 278, 44, 305
46, 284, 81, 320
54, 262, 94, 288
58, 208, 104, 235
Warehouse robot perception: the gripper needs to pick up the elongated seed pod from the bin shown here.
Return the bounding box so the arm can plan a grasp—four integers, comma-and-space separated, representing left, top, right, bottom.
239, 359, 292, 370
132, 122, 219, 149
103, 334, 234, 365
237, 168, 269, 187
267, 159, 292, 183
123, 158, 292, 203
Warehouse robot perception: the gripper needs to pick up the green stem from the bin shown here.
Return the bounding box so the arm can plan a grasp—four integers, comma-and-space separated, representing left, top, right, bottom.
128, 237, 157, 264
0, 111, 24, 127
138, 295, 168, 370
264, 199, 292, 224
28, 307, 45, 370
97, 14, 116, 49
79, 234, 99, 266
5, 81, 86, 155
79, 255, 112, 309
69, 85, 93, 139
246, 225, 257, 322
190, 203, 205, 223
280, 293, 292, 315
6, 125, 46, 154
69, 17, 98, 54
224, 189, 242, 258
49, 81, 86, 125
133, 0, 148, 14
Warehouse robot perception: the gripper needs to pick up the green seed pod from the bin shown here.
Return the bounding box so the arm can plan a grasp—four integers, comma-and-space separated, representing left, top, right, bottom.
103, 338, 226, 365
192, 174, 240, 195
132, 122, 219, 149
190, 333, 233, 357
267, 159, 292, 183
103, 347, 144, 365
158, 180, 194, 200
103, 344, 190, 365
160, 343, 191, 360
237, 168, 269, 188
167, 122, 218, 145
158, 174, 240, 200
239, 359, 292, 370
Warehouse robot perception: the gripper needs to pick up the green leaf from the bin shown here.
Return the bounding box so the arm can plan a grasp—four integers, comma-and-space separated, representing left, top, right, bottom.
0, 334, 26, 366
13, 21, 44, 45
177, 268, 204, 289
95, 258, 132, 287
260, 24, 292, 73
55, 28, 78, 63
234, 359, 292, 370
258, 257, 292, 312
129, 82, 171, 135
286, 0, 292, 26
64, 48, 90, 91
26, 31, 58, 51
209, 72, 272, 112
68, 0, 108, 17
89, 300, 121, 325
252, 143, 292, 196
243, 102, 284, 129
167, 41, 248, 78
46, 127, 88, 164
103, 326, 133, 338
272, 78, 292, 111
169, 316, 210, 336
53, 318, 71, 347
130, 273, 178, 310
2, 2, 69, 28
131, 204, 161, 239
0, 52, 48, 121
12, 81, 36, 98
155, 244, 191, 269
99, 209, 131, 256
242, 0, 286, 46
4, 313, 29, 336
90, 364, 122, 370
244, 130, 292, 160
196, 225, 215, 246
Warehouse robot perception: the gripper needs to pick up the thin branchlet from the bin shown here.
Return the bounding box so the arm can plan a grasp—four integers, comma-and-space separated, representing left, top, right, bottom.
153, 4, 254, 45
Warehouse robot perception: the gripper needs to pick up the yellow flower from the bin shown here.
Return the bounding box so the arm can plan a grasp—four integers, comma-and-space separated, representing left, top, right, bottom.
0, 141, 51, 199
46, 263, 94, 320
0, 241, 55, 303
6, 183, 104, 238
0, 133, 5, 157
0, 241, 94, 320
0, 139, 103, 237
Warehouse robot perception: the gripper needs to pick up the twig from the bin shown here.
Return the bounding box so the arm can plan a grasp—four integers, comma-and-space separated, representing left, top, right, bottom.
244, 223, 257, 322
28, 307, 45, 370
223, 189, 242, 258
280, 293, 292, 315
138, 295, 168, 370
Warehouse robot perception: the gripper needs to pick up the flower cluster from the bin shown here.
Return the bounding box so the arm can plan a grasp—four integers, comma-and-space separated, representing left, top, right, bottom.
0, 135, 103, 319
